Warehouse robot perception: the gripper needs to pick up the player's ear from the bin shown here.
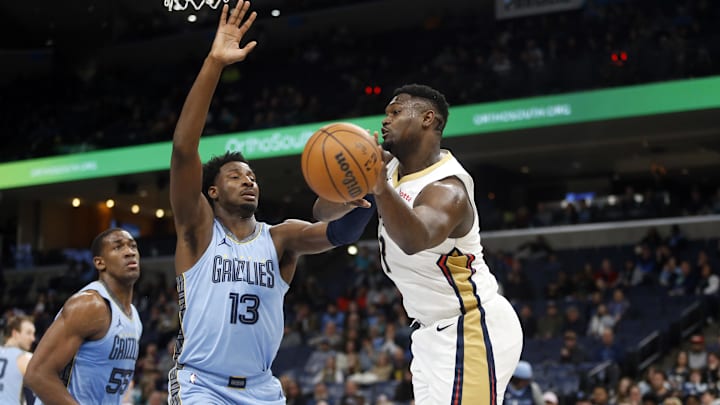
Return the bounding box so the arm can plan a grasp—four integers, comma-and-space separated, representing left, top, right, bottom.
422, 109, 436, 129
208, 185, 219, 200
93, 256, 106, 271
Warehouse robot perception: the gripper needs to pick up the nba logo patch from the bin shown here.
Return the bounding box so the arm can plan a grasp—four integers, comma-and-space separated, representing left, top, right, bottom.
190, 373, 197, 384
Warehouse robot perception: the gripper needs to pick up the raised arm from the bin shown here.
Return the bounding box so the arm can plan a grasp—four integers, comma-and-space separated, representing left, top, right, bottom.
24, 292, 111, 405
170, 2, 257, 272
372, 176, 473, 255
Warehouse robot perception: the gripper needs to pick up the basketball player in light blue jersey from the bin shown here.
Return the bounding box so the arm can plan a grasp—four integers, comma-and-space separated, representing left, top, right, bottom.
0, 315, 36, 405
25, 228, 143, 405
168, 2, 374, 404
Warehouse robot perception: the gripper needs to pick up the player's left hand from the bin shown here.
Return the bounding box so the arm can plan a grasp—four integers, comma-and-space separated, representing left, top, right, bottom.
209, 1, 257, 66
371, 131, 391, 195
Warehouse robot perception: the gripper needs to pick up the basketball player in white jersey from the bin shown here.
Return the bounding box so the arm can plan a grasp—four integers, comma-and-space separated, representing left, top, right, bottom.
0, 315, 36, 405
168, 3, 372, 403
25, 228, 142, 405
314, 84, 523, 404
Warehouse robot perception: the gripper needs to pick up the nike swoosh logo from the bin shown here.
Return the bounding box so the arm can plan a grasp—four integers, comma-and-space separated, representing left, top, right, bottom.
436, 323, 453, 332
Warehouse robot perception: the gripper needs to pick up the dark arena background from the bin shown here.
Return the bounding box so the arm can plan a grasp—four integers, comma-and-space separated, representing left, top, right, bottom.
1, 0, 719, 404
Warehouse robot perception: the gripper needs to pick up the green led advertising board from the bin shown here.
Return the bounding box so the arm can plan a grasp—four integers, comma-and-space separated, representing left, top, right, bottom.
1, 76, 719, 190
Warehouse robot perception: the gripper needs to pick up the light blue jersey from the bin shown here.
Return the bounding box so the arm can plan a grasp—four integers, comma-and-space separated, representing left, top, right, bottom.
170, 220, 289, 404
63, 281, 142, 405
0, 346, 27, 404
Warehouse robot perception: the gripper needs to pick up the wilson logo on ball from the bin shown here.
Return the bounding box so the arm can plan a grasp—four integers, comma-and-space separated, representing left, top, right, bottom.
334, 152, 363, 198
301, 122, 383, 203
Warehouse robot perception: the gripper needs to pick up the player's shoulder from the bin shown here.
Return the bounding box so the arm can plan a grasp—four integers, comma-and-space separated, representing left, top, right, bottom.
59, 290, 112, 337
62, 289, 110, 318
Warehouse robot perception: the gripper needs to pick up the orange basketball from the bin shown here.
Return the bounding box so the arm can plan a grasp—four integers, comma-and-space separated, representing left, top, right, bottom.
301, 122, 382, 203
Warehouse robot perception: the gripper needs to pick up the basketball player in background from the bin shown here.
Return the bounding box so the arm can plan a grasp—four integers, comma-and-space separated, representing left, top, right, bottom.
0, 315, 36, 404
167, 2, 372, 404
24, 228, 142, 405
314, 84, 523, 404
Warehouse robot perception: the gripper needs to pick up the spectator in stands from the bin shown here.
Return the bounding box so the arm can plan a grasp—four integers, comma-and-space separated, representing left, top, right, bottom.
543, 391, 559, 405
703, 351, 719, 387
305, 338, 338, 377
659, 257, 681, 288
645, 370, 673, 404
504, 261, 536, 303
683, 369, 709, 398
368, 351, 393, 382
688, 335, 709, 370
587, 304, 616, 339
157, 337, 176, 381
519, 304, 538, 340
281, 375, 307, 405
595, 329, 624, 364
574, 264, 599, 299
635, 244, 658, 284
531, 202, 554, 228
393, 368, 413, 402
537, 301, 564, 339
613, 377, 634, 404
335, 340, 358, 377
358, 337, 376, 372
339, 380, 366, 405
503, 360, 544, 405
563, 305, 587, 337
667, 350, 691, 391
309, 321, 343, 350
639, 365, 661, 396
669, 260, 699, 296
554, 270, 577, 298
607, 288, 631, 323
619, 258, 643, 287
560, 330, 589, 365
626, 383, 643, 405
321, 303, 346, 334
388, 347, 408, 381
595, 258, 620, 291
700, 390, 720, 405
313, 355, 345, 385
696, 263, 719, 321
306, 382, 333, 405
592, 385, 611, 405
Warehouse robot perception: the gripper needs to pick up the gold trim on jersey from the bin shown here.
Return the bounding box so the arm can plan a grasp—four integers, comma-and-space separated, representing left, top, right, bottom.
221, 222, 264, 245
439, 249, 496, 403
391, 150, 454, 187
460, 309, 494, 403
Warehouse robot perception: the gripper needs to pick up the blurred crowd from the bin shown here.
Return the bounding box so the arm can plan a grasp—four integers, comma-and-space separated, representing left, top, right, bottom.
1, 224, 719, 404
1, 0, 719, 162
481, 184, 720, 231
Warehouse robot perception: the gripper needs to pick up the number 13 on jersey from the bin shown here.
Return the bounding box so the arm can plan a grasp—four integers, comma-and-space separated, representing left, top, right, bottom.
228, 293, 260, 324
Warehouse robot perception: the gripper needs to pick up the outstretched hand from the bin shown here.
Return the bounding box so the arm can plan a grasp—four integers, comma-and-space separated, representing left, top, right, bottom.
209, 1, 257, 66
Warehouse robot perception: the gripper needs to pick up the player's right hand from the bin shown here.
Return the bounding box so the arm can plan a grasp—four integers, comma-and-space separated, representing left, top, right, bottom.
209, 1, 257, 66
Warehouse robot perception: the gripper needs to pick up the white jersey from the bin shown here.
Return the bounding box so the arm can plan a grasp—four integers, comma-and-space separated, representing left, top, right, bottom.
377, 150, 499, 326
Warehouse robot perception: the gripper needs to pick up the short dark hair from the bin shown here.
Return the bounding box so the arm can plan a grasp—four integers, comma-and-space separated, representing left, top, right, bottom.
202, 151, 250, 204
4, 315, 34, 338
91, 228, 126, 257
393, 84, 450, 131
